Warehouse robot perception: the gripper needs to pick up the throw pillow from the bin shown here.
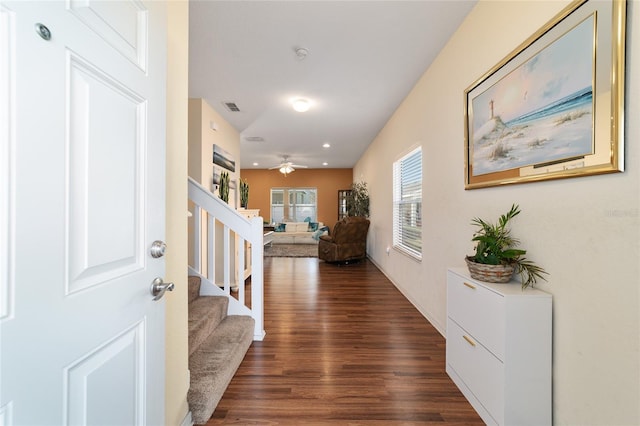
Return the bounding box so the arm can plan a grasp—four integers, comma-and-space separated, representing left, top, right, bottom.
274, 223, 286, 232
308, 222, 318, 231
312, 226, 329, 241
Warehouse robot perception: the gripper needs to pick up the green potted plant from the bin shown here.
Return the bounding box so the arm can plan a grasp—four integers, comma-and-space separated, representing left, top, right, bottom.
466, 204, 548, 289
346, 181, 370, 218
239, 178, 249, 208
218, 171, 230, 203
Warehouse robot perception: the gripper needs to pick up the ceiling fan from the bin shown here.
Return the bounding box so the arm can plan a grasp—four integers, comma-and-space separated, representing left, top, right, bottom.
268, 156, 308, 175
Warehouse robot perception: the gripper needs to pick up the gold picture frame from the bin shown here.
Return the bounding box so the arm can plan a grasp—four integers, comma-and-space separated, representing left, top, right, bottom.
464, 0, 626, 189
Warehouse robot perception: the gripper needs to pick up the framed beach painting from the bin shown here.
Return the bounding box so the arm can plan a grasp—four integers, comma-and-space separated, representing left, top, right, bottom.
464, 0, 626, 189
213, 144, 236, 173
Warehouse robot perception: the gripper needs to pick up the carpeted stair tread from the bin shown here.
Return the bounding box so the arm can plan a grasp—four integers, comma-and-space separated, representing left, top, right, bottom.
188, 275, 202, 304
188, 315, 255, 425
188, 296, 228, 357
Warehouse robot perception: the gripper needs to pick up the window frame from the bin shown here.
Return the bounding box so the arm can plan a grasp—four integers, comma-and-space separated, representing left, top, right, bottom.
270, 187, 317, 223
392, 147, 423, 261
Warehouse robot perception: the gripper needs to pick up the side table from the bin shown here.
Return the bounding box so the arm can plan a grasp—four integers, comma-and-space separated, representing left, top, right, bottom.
263, 231, 274, 247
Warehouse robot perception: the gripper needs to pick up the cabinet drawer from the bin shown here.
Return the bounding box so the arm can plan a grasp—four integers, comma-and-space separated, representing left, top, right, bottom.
447, 318, 504, 425
447, 270, 505, 359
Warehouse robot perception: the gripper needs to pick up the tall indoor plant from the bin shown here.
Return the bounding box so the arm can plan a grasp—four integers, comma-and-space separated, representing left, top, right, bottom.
239, 178, 249, 208
218, 171, 230, 203
466, 204, 548, 289
346, 181, 370, 218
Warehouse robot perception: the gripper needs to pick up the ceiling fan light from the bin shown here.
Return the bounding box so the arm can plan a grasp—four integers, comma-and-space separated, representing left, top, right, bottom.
279, 165, 294, 175
292, 99, 310, 112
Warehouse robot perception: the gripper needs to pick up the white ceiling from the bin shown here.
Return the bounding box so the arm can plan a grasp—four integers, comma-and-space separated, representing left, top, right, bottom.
189, 1, 477, 170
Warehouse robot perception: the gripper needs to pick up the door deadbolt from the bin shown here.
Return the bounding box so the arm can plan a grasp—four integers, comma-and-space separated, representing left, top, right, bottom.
150, 240, 167, 258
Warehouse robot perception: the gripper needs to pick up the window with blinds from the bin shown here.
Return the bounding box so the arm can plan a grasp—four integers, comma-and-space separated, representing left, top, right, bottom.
393, 147, 422, 260
270, 188, 317, 223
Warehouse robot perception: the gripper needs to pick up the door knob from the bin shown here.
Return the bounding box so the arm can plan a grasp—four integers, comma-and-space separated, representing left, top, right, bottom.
150, 240, 167, 258
150, 277, 174, 301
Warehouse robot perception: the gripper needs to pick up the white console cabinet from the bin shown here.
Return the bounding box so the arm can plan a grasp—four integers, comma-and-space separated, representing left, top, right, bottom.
446, 267, 552, 426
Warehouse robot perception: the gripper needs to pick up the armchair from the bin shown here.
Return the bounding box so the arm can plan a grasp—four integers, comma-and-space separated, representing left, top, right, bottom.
318, 216, 370, 263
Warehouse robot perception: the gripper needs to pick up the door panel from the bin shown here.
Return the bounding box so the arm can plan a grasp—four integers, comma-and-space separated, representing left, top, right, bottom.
67, 53, 145, 293
0, 1, 167, 424
67, 0, 148, 71
65, 321, 145, 425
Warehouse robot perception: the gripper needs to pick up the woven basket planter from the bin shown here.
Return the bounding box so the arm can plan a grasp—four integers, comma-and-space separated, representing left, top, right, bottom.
465, 256, 515, 283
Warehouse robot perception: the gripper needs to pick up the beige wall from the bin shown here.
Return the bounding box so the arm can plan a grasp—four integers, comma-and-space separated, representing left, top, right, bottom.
165, 1, 190, 424
240, 168, 354, 227
188, 98, 241, 206
355, 1, 640, 424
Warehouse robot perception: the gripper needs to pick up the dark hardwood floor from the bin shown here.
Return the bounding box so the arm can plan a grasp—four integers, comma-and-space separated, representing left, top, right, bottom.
207, 257, 483, 425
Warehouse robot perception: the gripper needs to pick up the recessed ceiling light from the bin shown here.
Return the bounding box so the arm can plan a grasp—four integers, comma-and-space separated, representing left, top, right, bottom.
322, 143, 331, 148
292, 98, 310, 112
252, 162, 259, 166
322, 162, 328, 166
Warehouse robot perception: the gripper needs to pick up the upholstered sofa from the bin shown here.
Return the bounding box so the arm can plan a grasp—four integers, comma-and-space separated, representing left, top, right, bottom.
271, 221, 327, 244
318, 216, 370, 262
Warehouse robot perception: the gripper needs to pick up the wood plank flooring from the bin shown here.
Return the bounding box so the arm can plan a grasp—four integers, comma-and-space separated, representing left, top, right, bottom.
206, 257, 483, 425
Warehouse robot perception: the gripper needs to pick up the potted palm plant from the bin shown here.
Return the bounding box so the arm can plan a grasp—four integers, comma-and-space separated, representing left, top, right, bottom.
239, 178, 249, 208
466, 204, 548, 289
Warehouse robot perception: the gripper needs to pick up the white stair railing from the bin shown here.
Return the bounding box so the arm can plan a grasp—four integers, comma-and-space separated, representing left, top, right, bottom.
188, 177, 265, 341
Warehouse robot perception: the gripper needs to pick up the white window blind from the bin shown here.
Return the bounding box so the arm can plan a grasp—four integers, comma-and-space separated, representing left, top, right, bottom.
393, 147, 422, 260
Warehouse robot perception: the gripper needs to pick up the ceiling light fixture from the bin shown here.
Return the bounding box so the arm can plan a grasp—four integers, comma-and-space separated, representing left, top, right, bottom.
292, 98, 310, 112
323, 162, 328, 166
322, 143, 331, 148
279, 165, 294, 176
253, 162, 259, 166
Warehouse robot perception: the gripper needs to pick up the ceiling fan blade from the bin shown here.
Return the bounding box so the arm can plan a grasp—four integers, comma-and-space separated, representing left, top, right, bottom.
267, 157, 308, 171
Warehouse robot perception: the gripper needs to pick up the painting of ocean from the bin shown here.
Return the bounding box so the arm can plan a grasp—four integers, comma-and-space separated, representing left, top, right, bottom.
470, 15, 594, 177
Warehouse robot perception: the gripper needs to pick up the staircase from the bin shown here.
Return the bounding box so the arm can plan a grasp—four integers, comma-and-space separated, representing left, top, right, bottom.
187, 177, 265, 424
187, 276, 254, 425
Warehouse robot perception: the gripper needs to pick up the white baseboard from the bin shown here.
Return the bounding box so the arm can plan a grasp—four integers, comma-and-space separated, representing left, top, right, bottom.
366, 255, 446, 337
180, 411, 193, 426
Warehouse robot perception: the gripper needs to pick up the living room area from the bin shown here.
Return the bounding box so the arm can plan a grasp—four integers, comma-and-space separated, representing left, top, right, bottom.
189, 97, 368, 256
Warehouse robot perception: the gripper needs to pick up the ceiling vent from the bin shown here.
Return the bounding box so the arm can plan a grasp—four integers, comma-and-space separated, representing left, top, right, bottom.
223, 102, 240, 112
244, 136, 265, 142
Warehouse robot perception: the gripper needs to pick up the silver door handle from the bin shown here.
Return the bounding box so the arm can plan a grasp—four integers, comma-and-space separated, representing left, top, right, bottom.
150, 277, 174, 301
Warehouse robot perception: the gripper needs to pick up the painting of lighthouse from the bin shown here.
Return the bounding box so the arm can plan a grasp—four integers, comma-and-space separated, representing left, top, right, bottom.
469, 15, 594, 177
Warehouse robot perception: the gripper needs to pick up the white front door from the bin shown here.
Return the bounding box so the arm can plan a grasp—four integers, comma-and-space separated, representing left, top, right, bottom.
1, 1, 167, 424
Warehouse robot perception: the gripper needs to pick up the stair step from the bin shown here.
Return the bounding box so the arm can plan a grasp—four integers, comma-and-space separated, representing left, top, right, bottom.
188, 275, 202, 304
188, 315, 255, 425
188, 296, 228, 357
